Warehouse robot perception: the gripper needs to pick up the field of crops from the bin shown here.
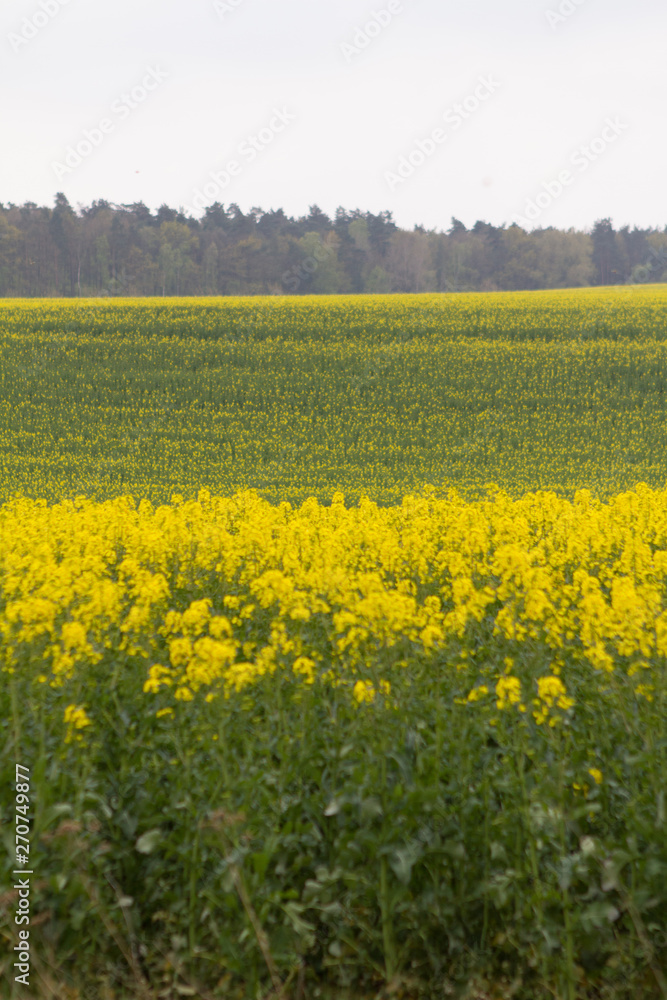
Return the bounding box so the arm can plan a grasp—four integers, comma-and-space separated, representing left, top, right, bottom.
2, 289, 667, 1000
2, 288, 667, 506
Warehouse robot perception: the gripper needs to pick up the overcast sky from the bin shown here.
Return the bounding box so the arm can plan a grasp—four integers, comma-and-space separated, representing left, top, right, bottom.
2, 0, 664, 232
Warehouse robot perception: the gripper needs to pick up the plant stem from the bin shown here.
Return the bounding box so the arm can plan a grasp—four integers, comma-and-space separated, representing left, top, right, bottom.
481, 774, 490, 953
518, 742, 549, 987
558, 745, 576, 1000
380, 853, 396, 982
380, 752, 397, 983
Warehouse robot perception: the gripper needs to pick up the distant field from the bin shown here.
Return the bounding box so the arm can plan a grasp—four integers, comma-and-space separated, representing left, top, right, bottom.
2, 287, 667, 507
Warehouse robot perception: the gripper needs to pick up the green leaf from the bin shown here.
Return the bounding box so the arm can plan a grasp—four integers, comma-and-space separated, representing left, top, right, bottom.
581, 901, 621, 930
281, 900, 316, 945
251, 850, 270, 879
359, 796, 383, 820
135, 828, 162, 854
389, 840, 424, 885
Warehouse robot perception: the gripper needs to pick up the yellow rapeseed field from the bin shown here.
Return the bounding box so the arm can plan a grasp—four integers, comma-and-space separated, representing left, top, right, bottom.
2, 484, 664, 720
2, 290, 666, 999
2, 288, 667, 506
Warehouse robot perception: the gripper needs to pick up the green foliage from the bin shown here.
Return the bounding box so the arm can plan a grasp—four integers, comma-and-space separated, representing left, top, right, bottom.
2, 630, 666, 999
2, 197, 666, 296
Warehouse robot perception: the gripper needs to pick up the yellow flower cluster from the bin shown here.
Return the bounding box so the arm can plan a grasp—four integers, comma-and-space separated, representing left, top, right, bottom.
495, 676, 524, 712
63, 704, 92, 743
573, 768, 604, 797
532, 675, 575, 727
352, 679, 393, 705
1, 484, 665, 717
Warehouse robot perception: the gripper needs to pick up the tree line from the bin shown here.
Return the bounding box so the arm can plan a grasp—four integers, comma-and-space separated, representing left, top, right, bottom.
1, 194, 666, 296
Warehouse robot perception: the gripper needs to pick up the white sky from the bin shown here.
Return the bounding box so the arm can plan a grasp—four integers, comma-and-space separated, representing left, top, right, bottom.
2, 0, 664, 232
